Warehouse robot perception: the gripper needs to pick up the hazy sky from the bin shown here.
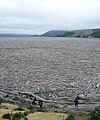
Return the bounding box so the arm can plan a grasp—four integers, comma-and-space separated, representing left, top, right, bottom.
0, 0, 100, 34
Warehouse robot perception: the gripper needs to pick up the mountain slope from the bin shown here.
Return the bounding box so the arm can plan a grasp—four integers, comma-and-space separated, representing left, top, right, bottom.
0, 28, 100, 38
41, 30, 68, 37
41, 28, 100, 38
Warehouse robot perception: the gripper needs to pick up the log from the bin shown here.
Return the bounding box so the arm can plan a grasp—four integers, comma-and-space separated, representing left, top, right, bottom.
18, 91, 57, 103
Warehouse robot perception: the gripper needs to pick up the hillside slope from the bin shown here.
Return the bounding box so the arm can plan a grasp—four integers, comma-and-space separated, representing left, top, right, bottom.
0, 103, 89, 120
41, 28, 100, 38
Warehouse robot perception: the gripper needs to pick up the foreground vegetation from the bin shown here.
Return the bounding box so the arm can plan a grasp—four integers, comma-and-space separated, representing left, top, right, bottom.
0, 100, 100, 120
0, 102, 67, 120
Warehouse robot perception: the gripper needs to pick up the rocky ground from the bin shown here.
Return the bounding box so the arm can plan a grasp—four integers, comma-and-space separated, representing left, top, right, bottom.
0, 37, 100, 110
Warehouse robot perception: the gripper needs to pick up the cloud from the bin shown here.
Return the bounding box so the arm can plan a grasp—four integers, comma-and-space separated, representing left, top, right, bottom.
0, 0, 100, 34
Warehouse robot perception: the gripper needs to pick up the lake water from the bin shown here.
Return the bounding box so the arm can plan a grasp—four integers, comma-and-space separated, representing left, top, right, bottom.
0, 37, 100, 101
0, 36, 100, 41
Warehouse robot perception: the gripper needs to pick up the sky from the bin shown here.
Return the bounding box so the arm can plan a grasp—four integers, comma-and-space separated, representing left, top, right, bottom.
0, 0, 100, 34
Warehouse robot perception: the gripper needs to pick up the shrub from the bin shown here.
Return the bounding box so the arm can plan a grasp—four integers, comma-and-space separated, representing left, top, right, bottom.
27, 106, 34, 110
27, 106, 35, 113
23, 111, 30, 116
95, 106, 100, 111
36, 108, 48, 112
24, 117, 28, 120
14, 106, 25, 111
12, 112, 28, 120
27, 106, 48, 113
12, 112, 24, 120
78, 112, 84, 116
2, 112, 29, 120
2, 113, 11, 119
89, 107, 100, 120
65, 113, 74, 120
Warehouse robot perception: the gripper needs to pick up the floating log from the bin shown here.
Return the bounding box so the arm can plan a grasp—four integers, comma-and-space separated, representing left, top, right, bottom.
18, 91, 57, 103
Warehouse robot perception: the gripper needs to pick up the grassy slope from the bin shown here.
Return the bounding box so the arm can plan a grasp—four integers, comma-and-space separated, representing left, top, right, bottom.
0, 103, 67, 120
28, 112, 67, 120
0, 103, 89, 120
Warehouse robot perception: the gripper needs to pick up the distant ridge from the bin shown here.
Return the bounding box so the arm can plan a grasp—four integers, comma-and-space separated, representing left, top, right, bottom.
0, 34, 39, 37
41, 28, 100, 38
41, 30, 68, 37
0, 28, 100, 38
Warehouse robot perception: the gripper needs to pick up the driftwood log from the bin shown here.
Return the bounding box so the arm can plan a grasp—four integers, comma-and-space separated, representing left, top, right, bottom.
18, 91, 57, 103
